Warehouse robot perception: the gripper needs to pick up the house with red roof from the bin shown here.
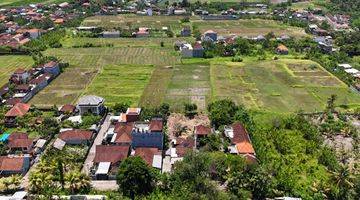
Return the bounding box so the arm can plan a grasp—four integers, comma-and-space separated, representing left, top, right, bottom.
59, 129, 93, 145
194, 124, 211, 142
276, 44, 289, 55
42, 61, 60, 77
93, 145, 130, 164
10, 68, 29, 85
149, 118, 163, 132
224, 122, 257, 164
125, 108, 141, 122
112, 123, 133, 145
7, 132, 33, 154
133, 147, 162, 169
5, 103, 31, 127
59, 104, 76, 115
0, 156, 30, 176
93, 145, 130, 179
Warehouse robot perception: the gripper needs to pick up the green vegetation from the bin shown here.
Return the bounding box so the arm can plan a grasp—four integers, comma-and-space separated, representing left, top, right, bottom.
117, 156, 156, 199
29, 146, 90, 195
211, 58, 360, 113
85, 64, 155, 106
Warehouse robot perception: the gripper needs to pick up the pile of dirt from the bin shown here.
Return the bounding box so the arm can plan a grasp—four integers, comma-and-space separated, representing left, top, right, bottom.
167, 113, 210, 139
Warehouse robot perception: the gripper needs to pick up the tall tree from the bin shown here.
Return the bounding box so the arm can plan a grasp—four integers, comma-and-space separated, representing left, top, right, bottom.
117, 156, 155, 199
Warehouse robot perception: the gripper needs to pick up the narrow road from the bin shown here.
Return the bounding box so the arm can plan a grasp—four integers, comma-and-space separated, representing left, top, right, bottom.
20, 155, 40, 189
82, 114, 111, 175
91, 180, 118, 191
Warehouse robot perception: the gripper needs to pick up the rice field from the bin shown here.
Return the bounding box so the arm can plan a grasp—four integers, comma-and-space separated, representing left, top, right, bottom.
0, 55, 33, 86
192, 19, 308, 37
29, 47, 180, 107
82, 15, 307, 38
61, 37, 193, 48
141, 58, 360, 112
84, 64, 155, 106
210, 59, 360, 112
82, 14, 193, 33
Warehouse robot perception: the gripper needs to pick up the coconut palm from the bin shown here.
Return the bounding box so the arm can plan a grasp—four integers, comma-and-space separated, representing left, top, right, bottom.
29, 170, 55, 193
331, 164, 355, 198
65, 171, 91, 194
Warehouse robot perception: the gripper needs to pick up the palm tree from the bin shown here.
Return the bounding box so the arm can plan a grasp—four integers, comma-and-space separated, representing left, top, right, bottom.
29, 170, 55, 193
331, 164, 355, 197
65, 171, 91, 194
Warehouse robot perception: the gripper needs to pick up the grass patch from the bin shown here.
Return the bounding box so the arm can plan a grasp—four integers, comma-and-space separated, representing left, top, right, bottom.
84, 64, 155, 106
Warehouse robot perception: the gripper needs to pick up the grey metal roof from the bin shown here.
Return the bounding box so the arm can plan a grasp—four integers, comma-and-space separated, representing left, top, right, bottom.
77, 95, 104, 105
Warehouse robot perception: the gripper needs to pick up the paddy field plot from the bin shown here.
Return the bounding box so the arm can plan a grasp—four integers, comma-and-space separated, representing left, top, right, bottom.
211, 59, 360, 112
61, 37, 192, 48
85, 64, 154, 106
140, 58, 359, 113
193, 19, 307, 37
140, 60, 211, 111
30, 47, 179, 107
0, 55, 33, 86
82, 14, 194, 33
82, 15, 306, 38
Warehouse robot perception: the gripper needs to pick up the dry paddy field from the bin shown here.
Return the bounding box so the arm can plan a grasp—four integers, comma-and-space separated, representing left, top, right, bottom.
82, 14, 194, 32
0, 55, 33, 86
82, 15, 307, 38
192, 19, 307, 37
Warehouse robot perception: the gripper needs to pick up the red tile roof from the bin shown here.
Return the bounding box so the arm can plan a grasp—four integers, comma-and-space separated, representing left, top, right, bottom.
134, 147, 160, 166
43, 61, 58, 68
194, 125, 211, 136
149, 119, 163, 132
60, 104, 76, 113
232, 122, 255, 155
13, 68, 26, 74
175, 137, 194, 157
114, 122, 133, 134
8, 132, 28, 141
0, 156, 25, 171
8, 137, 33, 149
114, 123, 133, 144
29, 75, 47, 85
93, 145, 130, 164
5, 98, 22, 106
15, 84, 30, 91
276, 44, 288, 52
59, 129, 92, 141
5, 103, 31, 117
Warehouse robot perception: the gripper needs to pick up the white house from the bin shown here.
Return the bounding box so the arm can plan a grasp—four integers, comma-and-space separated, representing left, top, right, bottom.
77, 95, 105, 115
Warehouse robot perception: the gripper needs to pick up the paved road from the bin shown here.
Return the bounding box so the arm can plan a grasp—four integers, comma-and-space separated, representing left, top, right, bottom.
91, 180, 118, 191
20, 155, 40, 189
82, 115, 111, 175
